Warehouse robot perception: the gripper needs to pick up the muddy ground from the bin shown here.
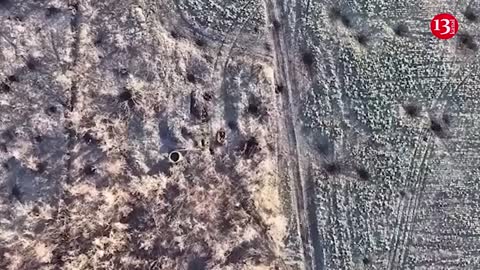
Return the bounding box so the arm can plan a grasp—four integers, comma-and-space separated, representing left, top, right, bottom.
1, 0, 479, 269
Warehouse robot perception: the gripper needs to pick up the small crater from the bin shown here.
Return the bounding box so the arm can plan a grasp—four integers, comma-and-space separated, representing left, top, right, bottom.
458, 33, 478, 51
355, 167, 370, 180
403, 103, 421, 117
3, 162, 10, 170
84, 164, 97, 175
442, 113, 451, 126
323, 162, 341, 175
227, 121, 238, 130
464, 8, 478, 22
247, 102, 259, 115
329, 7, 352, 28
393, 23, 409, 37
272, 19, 281, 30
115, 67, 129, 77
170, 30, 179, 39
11, 184, 21, 201
195, 38, 206, 47
94, 31, 105, 46
1, 82, 11, 93
36, 161, 47, 174
430, 118, 444, 137
355, 33, 369, 46
34, 135, 43, 143
31, 205, 40, 216
83, 132, 98, 145
47, 105, 58, 115
186, 73, 196, 83
2, 129, 16, 141
362, 257, 371, 265
301, 50, 315, 67
0, 143, 7, 152
399, 190, 406, 197
7, 75, 17, 82
275, 84, 284, 94
264, 42, 272, 52
247, 96, 267, 119
241, 137, 260, 159
46, 6, 61, 18
118, 89, 135, 108
122, 204, 154, 230
203, 92, 213, 101
26, 56, 41, 71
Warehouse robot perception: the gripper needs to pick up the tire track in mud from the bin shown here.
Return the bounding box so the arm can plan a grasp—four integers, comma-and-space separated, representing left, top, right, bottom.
387, 44, 480, 269
263, 0, 314, 269
65, 1, 82, 184
387, 134, 433, 270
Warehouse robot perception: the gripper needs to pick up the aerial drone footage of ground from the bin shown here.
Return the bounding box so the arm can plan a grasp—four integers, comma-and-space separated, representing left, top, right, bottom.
1, 0, 480, 269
